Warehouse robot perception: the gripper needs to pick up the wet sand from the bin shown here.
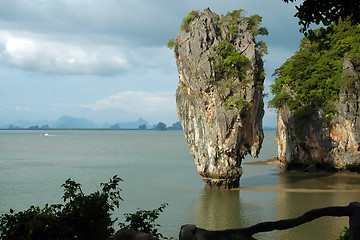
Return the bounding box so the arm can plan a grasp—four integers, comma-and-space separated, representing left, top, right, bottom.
236, 186, 360, 193
242, 158, 279, 165
240, 160, 360, 193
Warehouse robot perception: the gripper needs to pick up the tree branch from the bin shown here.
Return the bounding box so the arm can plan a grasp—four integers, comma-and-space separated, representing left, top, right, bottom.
179, 202, 359, 240
243, 205, 350, 236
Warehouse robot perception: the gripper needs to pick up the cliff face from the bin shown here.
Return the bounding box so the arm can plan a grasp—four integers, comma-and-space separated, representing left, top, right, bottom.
277, 56, 360, 170
174, 8, 265, 188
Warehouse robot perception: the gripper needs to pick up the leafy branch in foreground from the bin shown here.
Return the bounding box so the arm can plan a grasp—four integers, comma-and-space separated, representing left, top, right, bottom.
0, 176, 170, 240
119, 203, 171, 240
338, 226, 349, 240
0, 175, 123, 240
282, 0, 360, 34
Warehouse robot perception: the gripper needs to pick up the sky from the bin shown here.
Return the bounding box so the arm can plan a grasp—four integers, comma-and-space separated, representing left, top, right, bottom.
0, 0, 303, 127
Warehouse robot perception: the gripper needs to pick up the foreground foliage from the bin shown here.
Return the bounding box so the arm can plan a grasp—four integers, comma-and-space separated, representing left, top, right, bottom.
119, 203, 171, 239
282, 0, 360, 33
0, 176, 122, 240
338, 226, 349, 240
269, 18, 360, 118
0, 176, 169, 240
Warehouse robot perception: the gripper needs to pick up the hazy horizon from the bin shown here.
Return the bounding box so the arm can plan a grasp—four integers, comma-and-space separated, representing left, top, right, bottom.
0, 115, 277, 129
0, 115, 176, 128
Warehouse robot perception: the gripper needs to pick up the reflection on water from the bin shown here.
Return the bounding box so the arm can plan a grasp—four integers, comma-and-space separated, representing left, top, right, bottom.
191, 188, 278, 238
277, 171, 360, 191
272, 191, 352, 239
191, 189, 243, 230
272, 172, 360, 239
191, 171, 360, 240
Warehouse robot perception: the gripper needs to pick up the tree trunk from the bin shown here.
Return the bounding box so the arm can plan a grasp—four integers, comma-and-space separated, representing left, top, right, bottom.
179, 202, 360, 240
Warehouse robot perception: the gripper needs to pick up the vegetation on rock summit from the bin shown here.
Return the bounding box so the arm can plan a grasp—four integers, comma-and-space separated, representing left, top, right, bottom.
269, 18, 360, 118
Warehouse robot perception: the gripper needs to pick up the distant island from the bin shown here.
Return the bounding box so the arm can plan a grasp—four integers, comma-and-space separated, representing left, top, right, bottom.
0, 116, 276, 131
0, 115, 183, 131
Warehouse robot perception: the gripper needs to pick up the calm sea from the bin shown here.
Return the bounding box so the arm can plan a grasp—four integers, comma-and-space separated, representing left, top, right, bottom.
0, 129, 359, 239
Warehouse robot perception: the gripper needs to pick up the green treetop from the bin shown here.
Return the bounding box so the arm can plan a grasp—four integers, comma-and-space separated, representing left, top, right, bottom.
282, 0, 360, 33
269, 18, 360, 118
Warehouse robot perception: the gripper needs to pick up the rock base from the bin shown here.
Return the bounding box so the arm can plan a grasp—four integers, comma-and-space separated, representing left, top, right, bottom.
203, 177, 240, 189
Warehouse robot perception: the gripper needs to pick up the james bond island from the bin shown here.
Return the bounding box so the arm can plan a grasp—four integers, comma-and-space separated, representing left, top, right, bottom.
172, 8, 267, 188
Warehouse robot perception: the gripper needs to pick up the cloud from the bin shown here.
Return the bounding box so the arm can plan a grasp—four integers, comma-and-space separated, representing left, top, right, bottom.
0, 31, 130, 75
0, 0, 302, 76
0, 0, 303, 127
81, 91, 176, 115
0, 0, 182, 46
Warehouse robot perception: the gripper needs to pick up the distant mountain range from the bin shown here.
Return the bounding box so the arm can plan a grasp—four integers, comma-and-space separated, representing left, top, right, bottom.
263, 126, 276, 130
0, 115, 183, 130
54, 116, 100, 129
1, 115, 275, 130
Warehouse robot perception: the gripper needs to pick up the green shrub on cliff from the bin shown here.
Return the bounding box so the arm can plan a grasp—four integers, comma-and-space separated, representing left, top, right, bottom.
209, 9, 267, 82
245, 14, 269, 37
220, 10, 268, 38
269, 18, 360, 117
209, 40, 251, 111
224, 96, 248, 110
166, 39, 177, 49
181, 10, 199, 31
210, 40, 250, 82
207, 10, 267, 111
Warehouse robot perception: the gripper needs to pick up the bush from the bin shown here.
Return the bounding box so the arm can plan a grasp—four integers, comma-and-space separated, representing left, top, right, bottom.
210, 40, 250, 82
180, 10, 199, 31
338, 226, 349, 240
0, 176, 170, 240
119, 203, 171, 239
0, 176, 123, 240
166, 39, 177, 49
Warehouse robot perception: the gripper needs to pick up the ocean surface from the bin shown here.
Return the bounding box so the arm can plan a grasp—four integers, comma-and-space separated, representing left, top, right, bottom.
1, 129, 360, 239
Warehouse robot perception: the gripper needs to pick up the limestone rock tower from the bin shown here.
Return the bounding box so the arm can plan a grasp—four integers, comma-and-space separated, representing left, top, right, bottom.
173, 8, 266, 188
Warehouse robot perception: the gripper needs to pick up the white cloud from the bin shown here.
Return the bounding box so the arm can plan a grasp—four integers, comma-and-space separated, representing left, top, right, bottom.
0, 0, 182, 47
81, 91, 176, 114
0, 31, 130, 75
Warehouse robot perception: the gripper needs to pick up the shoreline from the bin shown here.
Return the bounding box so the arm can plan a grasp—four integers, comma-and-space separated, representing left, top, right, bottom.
242, 158, 279, 165
241, 159, 360, 193
235, 186, 360, 193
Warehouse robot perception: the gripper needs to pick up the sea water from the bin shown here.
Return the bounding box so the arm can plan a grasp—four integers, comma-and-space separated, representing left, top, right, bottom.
0, 130, 359, 239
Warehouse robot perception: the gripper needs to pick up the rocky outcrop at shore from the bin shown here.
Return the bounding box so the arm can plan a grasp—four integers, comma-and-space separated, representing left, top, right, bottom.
276, 55, 360, 171
173, 8, 266, 188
